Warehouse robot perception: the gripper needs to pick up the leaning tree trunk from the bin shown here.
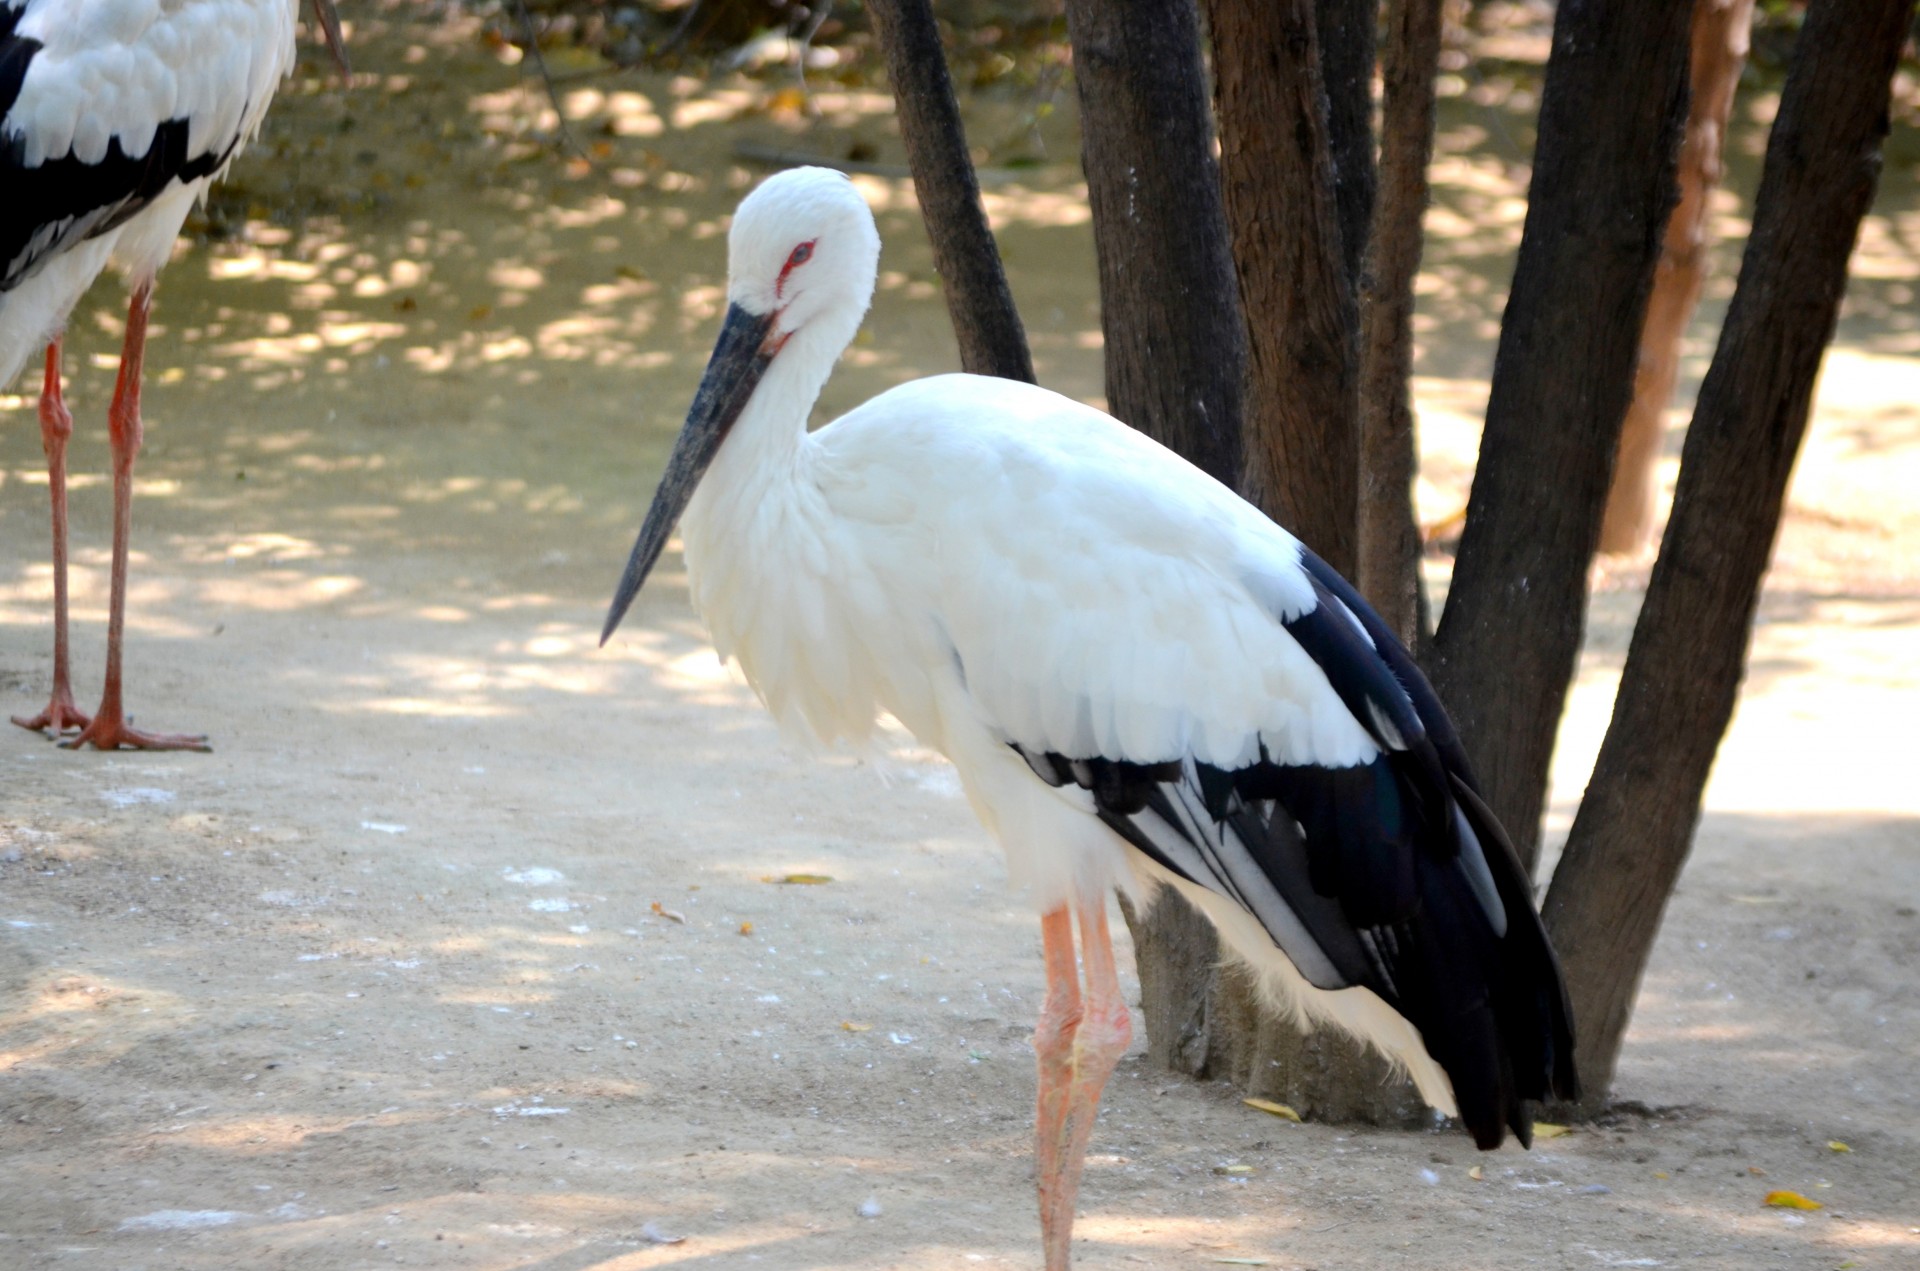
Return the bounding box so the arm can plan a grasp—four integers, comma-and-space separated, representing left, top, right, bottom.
1543, 0, 1914, 1109
1596, 0, 1754, 555
1426, 0, 1695, 875
867, 0, 1034, 383
1356, 0, 1445, 649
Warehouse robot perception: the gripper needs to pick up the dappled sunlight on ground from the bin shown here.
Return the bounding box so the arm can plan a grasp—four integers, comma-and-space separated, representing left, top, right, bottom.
2, 6, 1918, 1270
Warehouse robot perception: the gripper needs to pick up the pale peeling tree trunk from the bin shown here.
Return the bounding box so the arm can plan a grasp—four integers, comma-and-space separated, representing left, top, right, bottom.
1596, 0, 1753, 555
1356, 0, 1445, 649
1543, 0, 1915, 1109
1426, 0, 1694, 875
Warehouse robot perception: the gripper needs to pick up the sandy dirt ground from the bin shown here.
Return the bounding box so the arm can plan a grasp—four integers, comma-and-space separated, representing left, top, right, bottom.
3, 10, 1917, 1269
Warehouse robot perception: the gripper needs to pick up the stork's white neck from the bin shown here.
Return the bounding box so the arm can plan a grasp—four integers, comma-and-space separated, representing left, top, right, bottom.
677, 309, 885, 748
704, 307, 852, 492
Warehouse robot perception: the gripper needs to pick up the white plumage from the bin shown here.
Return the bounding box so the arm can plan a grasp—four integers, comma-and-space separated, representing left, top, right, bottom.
603, 167, 1575, 1270
3, 0, 343, 747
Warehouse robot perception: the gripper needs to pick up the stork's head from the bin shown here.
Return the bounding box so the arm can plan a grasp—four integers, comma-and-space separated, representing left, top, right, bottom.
601, 168, 880, 645
727, 167, 881, 355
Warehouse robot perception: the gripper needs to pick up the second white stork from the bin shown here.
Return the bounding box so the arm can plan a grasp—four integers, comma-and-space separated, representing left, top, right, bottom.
1, 0, 345, 750
601, 168, 1577, 1270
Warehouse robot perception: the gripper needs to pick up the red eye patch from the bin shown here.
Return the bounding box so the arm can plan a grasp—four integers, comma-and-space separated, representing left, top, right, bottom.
776, 240, 817, 298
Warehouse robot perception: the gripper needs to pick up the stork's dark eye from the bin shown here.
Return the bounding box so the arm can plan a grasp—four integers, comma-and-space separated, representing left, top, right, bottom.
787, 242, 815, 268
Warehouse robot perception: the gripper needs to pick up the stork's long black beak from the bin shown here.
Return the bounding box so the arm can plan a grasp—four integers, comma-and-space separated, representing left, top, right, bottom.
601, 303, 779, 645
311, 0, 351, 81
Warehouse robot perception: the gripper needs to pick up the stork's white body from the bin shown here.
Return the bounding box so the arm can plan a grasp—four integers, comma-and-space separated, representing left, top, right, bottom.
1, 0, 305, 384
685, 366, 1456, 1099
3, 0, 330, 749
603, 168, 1574, 1268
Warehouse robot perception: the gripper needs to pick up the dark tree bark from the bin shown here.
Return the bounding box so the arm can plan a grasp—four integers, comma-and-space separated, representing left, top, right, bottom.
1163, 0, 1427, 1128
1598, 0, 1754, 555
1204, 0, 1362, 578
1061, 0, 1245, 485
1061, 0, 1250, 1089
1427, 0, 1694, 873
1068, 0, 1414, 1130
1542, 0, 1914, 1109
866, 0, 1034, 384
1356, 0, 1443, 648
1316, 0, 1380, 292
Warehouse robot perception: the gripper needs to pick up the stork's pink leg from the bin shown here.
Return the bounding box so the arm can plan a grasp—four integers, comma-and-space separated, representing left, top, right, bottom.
66, 286, 209, 752
1034, 899, 1133, 1270
13, 340, 92, 736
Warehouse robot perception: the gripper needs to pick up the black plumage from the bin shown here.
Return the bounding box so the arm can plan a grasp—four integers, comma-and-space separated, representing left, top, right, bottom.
1015, 550, 1576, 1149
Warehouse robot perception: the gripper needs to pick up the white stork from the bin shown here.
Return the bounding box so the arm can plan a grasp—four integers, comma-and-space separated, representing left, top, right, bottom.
601, 168, 1577, 1269
1, 0, 345, 750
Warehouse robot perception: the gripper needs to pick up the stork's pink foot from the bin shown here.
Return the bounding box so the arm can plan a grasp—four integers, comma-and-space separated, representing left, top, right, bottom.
62, 702, 209, 753
56, 288, 211, 756
15, 339, 91, 738
1034, 900, 1133, 1271
12, 692, 91, 737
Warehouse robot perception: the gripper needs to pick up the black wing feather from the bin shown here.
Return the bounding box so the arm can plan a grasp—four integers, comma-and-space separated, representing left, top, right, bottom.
1013, 552, 1576, 1149
1, 20, 242, 290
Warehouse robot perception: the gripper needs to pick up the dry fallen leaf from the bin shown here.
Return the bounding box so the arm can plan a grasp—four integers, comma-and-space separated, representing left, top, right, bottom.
1763, 1190, 1823, 1210
1242, 1098, 1302, 1122
840, 1021, 872, 1032
1828, 1140, 1852, 1153
1532, 1122, 1571, 1140
1469, 1165, 1485, 1181
1748, 1165, 1768, 1177
763, 873, 833, 885
650, 901, 686, 924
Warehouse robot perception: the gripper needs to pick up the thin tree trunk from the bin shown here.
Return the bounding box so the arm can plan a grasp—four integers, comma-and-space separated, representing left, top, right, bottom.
1356, 0, 1443, 648
1597, 0, 1753, 555
1316, 0, 1379, 292
1061, 0, 1245, 484
866, 0, 1034, 384
1205, 0, 1361, 578
1543, 0, 1913, 1110
1427, 0, 1694, 874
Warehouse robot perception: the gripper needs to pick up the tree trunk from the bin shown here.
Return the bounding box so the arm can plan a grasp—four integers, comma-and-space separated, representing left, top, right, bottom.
1542, 0, 1913, 1110
1069, 0, 1416, 1129
1426, 0, 1694, 874
1204, 0, 1362, 578
1316, 0, 1380, 293
1596, 0, 1753, 555
1061, 0, 1245, 485
1356, 0, 1443, 648
1183, 0, 1428, 1128
866, 0, 1034, 384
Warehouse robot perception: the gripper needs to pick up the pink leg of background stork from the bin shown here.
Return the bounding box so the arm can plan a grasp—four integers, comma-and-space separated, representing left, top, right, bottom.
12, 339, 91, 736
65, 285, 209, 753
1034, 898, 1133, 1270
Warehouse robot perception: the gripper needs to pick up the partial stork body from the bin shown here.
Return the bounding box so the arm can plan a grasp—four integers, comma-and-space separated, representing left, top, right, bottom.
1, 0, 345, 749
602, 168, 1577, 1269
